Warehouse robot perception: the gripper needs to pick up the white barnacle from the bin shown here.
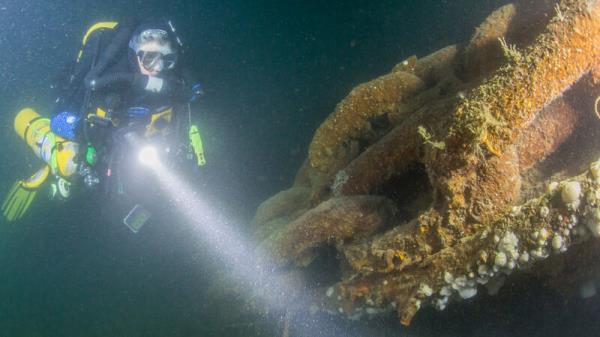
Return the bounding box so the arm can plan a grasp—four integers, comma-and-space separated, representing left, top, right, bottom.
480, 230, 489, 239
458, 287, 477, 299
439, 286, 452, 297
417, 283, 433, 297
452, 276, 468, 290
547, 181, 559, 194
494, 252, 508, 267
506, 260, 516, 270
561, 181, 582, 210
511, 206, 522, 217
518, 251, 530, 264
499, 231, 518, 253
478, 264, 489, 277
531, 247, 549, 259
444, 272, 454, 284
509, 250, 520, 260
538, 228, 550, 244
434, 297, 448, 311
539, 206, 550, 218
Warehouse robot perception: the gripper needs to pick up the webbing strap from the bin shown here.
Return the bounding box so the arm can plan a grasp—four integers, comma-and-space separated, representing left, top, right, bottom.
47, 133, 60, 175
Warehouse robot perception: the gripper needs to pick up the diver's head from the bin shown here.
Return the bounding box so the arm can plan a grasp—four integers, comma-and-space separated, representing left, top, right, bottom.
129, 22, 178, 76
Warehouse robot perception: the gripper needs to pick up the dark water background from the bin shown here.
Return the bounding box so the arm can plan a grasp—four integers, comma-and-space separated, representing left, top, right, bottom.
2, 0, 600, 336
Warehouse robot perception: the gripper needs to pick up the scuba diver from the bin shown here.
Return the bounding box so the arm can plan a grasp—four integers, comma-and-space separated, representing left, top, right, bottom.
2, 18, 206, 230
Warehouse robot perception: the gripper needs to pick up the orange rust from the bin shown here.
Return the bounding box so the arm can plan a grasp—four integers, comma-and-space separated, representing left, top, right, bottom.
482, 130, 502, 157
449, 193, 466, 209
346, 284, 371, 301
379, 249, 410, 272
339, 282, 370, 301
308, 69, 426, 175
394, 251, 408, 262
451, 0, 600, 154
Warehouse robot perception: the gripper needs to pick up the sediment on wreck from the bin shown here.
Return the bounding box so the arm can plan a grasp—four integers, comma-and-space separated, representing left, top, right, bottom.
247, 0, 600, 327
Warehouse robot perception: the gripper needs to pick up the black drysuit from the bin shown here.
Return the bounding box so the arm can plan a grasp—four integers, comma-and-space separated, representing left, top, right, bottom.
53, 18, 195, 219
56, 18, 191, 121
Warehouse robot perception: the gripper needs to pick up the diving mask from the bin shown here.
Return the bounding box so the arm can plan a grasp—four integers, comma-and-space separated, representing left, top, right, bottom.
132, 29, 177, 72
137, 50, 177, 73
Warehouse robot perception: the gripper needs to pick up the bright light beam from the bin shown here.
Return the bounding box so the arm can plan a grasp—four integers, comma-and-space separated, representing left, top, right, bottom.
138, 146, 159, 167
147, 162, 347, 337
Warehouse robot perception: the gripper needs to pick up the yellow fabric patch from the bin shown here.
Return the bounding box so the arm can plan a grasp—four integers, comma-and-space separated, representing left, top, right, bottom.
145, 108, 173, 137
96, 107, 107, 118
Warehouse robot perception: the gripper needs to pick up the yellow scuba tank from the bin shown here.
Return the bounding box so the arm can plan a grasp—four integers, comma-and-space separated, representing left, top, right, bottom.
15, 108, 79, 177
2, 109, 79, 222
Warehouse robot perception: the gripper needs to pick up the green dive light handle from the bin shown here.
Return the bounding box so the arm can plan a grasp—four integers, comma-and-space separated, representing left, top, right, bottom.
189, 124, 206, 166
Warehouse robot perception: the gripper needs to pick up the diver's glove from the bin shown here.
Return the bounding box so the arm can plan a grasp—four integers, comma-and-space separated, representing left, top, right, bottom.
189, 83, 204, 103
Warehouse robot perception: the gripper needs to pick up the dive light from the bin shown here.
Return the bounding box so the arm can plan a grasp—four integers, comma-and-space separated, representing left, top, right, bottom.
138, 146, 159, 167
123, 131, 161, 168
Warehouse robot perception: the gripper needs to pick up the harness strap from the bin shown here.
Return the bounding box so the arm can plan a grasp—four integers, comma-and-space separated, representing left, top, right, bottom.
47, 133, 61, 175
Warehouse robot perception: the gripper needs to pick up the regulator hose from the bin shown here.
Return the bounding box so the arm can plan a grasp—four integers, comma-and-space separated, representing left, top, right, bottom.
85, 72, 135, 91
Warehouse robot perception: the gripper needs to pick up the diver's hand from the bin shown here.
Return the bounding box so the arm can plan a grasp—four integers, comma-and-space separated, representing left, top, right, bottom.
189, 83, 204, 103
